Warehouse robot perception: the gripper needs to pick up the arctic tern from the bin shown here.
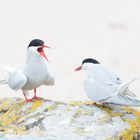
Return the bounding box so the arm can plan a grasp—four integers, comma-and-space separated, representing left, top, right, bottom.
0, 39, 55, 102
75, 58, 140, 106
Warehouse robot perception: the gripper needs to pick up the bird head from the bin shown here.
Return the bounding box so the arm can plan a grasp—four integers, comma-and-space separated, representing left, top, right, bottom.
75, 58, 100, 71
28, 39, 50, 61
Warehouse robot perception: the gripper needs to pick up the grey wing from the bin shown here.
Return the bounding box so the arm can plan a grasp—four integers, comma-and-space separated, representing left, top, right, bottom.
84, 79, 117, 102
89, 65, 121, 85
106, 70, 122, 85
44, 71, 55, 85
8, 71, 27, 90
88, 66, 114, 85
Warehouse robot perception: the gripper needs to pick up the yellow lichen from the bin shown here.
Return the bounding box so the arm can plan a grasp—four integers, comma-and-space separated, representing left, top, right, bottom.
0, 99, 44, 134
31, 100, 43, 110
99, 105, 122, 117
68, 101, 85, 106
0, 99, 14, 112
116, 107, 140, 140
74, 108, 93, 117
96, 106, 140, 140
0, 102, 24, 126
74, 127, 86, 135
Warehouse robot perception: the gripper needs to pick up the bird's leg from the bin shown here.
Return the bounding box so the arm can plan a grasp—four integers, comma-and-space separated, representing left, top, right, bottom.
23, 92, 33, 102
32, 89, 42, 100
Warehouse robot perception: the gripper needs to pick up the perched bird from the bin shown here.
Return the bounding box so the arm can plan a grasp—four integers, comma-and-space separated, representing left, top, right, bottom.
75, 58, 140, 106
0, 39, 55, 102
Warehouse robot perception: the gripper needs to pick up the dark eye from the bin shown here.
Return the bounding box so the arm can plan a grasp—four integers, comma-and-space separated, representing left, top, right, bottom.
37, 47, 43, 52
117, 78, 120, 80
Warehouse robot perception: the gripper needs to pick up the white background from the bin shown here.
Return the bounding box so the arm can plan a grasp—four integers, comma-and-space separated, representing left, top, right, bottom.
0, 0, 140, 101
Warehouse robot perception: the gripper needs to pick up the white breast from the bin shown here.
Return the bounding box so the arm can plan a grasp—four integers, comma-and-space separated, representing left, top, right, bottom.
22, 51, 54, 90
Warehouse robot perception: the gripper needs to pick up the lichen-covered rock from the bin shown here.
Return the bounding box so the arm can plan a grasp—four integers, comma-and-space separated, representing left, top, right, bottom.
0, 98, 139, 140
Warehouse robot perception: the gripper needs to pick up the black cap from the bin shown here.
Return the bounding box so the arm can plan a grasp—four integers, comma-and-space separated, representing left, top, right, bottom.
82, 58, 100, 65
28, 39, 44, 48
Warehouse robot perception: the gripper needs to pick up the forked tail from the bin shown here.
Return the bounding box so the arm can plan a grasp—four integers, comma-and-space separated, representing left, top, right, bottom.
0, 79, 7, 84
118, 76, 140, 93
0, 64, 15, 85
100, 76, 140, 106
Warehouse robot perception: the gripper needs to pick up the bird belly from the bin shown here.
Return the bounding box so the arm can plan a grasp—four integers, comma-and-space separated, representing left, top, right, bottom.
22, 69, 48, 91
21, 79, 43, 91
22, 70, 54, 91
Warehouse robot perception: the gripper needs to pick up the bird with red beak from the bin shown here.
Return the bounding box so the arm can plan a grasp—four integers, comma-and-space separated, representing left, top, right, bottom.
75, 58, 140, 106
0, 39, 55, 102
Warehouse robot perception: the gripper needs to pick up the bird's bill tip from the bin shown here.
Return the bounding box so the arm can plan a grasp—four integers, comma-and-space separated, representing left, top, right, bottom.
75, 65, 82, 71
42, 45, 51, 49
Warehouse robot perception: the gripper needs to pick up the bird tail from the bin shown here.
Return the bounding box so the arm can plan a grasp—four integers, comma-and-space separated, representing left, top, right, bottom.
0, 79, 7, 84
118, 76, 140, 93
1, 64, 15, 73
100, 76, 140, 106
105, 95, 140, 106
0, 64, 15, 85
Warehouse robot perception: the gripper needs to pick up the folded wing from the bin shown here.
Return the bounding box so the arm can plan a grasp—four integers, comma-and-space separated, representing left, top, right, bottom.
8, 71, 27, 90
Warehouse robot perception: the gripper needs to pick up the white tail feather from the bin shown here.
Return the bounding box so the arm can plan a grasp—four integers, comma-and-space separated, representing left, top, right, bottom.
100, 76, 140, 106
1, 64, 15, 73
0, 79, 7, 84
119, 76, 140, 93
0, 64, 15, 85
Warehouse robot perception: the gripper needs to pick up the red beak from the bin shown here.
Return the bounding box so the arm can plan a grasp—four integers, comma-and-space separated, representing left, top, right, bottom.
42, 45, 51, 49
40, 51, 49, 61
38, 45, 51, 62
75, 65, 82, 71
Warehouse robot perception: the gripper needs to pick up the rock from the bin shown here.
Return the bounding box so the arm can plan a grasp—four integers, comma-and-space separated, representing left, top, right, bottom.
0, 98, 139, 140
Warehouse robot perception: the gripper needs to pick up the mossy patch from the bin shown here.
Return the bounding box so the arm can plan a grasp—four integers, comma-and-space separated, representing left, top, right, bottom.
0, 98, 139, 139
116, 107, 140, 140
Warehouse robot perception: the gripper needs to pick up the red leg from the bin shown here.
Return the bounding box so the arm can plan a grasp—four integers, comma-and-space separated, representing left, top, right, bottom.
32, 89, 42, 100
23, 92, 33, 102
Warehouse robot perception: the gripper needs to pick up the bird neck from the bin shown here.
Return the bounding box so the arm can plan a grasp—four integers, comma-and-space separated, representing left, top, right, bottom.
26, 51, 45, 66
85, 65, 101, 79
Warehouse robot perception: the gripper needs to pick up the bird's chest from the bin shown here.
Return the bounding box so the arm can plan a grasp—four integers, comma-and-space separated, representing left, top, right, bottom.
25, 61, 48, 85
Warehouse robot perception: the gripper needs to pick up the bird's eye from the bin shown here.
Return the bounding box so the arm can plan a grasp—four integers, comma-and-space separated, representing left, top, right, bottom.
37, 47, 43, 53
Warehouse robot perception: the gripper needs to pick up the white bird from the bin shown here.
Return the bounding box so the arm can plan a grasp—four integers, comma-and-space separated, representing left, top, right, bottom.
0, 39, 55, 102
75, 58, 140, 106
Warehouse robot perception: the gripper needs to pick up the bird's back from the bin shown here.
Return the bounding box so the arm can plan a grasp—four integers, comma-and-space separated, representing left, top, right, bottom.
87, 65, 121, 85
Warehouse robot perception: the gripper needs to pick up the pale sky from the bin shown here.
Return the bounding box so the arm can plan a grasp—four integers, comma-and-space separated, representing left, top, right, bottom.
0, 0, 140, 101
